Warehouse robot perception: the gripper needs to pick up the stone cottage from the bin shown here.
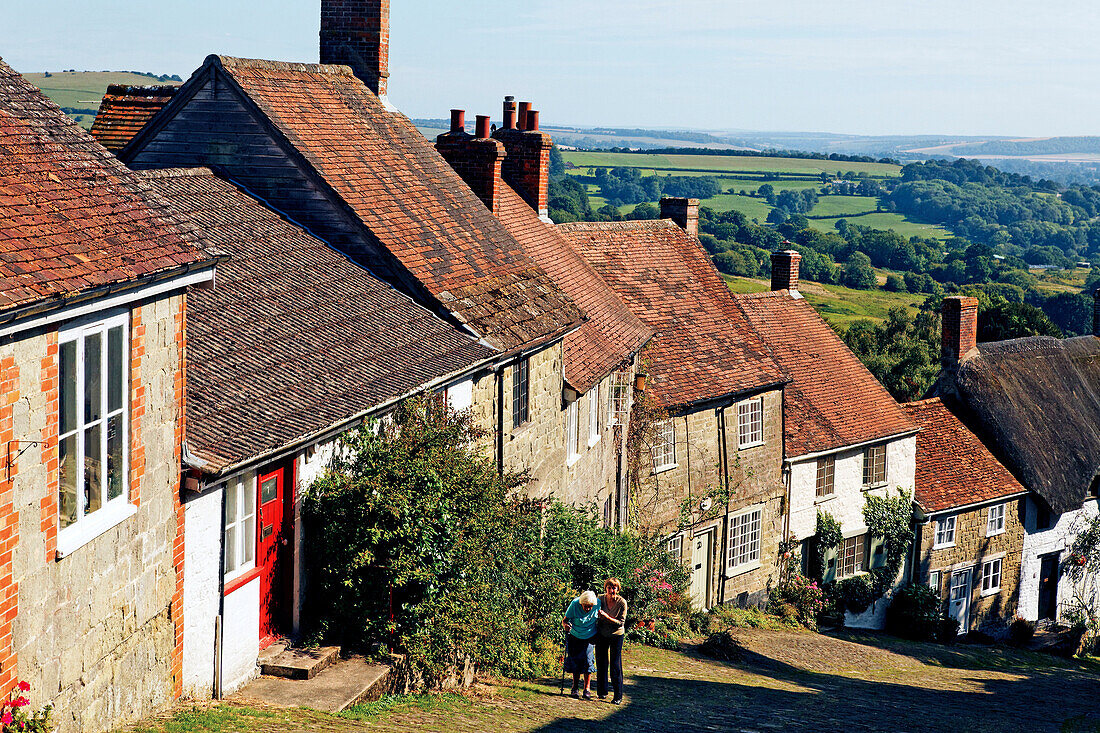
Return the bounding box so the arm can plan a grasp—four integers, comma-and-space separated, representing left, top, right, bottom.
734, 251, 918, 627
902, 397, 1027, 635
560, 203, 789, 609
138, 168, 497, 697
933, 295, 1100, 624
0, 59, 218, 731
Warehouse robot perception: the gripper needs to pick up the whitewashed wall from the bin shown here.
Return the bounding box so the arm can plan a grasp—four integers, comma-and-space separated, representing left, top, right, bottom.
1019, 497, 1100, 622
220, 579, 260, 694
182, 487, 223, 698
788, 435, 917, 541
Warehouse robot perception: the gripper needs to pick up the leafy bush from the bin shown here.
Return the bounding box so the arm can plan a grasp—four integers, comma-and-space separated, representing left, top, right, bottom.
939, 617, 961, 643
301, 398, 687, 684
769, 571, 825, 630
1007, 617, 1036, 647
832, 575, 876, 614
698, 631, 744, 661
885, 584, 942, 641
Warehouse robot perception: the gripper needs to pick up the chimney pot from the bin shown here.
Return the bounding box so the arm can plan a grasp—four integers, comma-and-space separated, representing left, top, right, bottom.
475, 115, 491, 139
518, 101, 532, 131
527, 110, 540, 131
660, 197, 699, 236
450, 109, 465, 133
770, 250, 802, 292
941, 296, 979, 366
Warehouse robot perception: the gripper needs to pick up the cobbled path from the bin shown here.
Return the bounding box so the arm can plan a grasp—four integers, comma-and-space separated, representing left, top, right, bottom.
136, 629, 1100, 733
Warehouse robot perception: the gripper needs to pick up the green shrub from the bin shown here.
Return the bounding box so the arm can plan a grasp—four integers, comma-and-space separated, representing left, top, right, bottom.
769, 572, 825, 630
885, 584, 941, 641
1006, 617, 1036, 647
301, 398, 687, 684
833, 575, 876, 614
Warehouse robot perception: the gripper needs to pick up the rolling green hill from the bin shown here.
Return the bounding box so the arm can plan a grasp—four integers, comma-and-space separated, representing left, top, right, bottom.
21, 71, 182, 128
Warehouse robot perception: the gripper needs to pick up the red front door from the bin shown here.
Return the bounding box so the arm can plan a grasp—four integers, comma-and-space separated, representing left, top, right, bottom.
257, 462, 292, 646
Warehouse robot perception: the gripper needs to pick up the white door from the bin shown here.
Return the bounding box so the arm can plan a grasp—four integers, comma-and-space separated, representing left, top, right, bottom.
690, 531, 712, 610
949, 569, 970, 634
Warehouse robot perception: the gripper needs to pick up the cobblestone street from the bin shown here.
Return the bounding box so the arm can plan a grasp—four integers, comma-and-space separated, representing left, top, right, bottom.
134, 629, 1100, 733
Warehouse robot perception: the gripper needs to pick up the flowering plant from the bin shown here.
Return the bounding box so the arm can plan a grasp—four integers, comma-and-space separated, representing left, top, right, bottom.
0, 680, 50, 733
631, 565, 678, 619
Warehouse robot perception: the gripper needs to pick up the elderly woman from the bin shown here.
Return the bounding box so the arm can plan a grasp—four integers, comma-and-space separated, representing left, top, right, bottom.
562, 590, 600, 699
595, 578, 628, 704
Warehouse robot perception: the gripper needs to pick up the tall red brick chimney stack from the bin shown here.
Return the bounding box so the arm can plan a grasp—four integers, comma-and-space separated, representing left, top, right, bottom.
770, 250, 802, 293
493, 97, 552, 221
436, 110, 507, 215
941, 296, 979, 366
320, 0, 390, 98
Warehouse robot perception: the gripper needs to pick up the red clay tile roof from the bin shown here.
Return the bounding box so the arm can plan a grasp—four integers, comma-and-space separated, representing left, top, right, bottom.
559, 219, 786, 408
902, 397, 1027, 513
143, 168, 494, 472
0, 60, 212, 314
494, 185, 652, 393
210, 56, 581, 352
736, 290, 917, 457
89, 84, 177, 152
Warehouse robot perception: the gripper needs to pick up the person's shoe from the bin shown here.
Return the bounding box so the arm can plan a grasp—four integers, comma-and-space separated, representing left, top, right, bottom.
611, 696, 623, 705
597, 695, 606, 701
582, 690, 593, 700
570, 684, 579, 699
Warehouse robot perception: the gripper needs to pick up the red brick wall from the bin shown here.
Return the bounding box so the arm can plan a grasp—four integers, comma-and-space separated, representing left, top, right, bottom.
320, 0, 390, 96
39, 334, 57, 560
941, 296, 978, 365
0, 353, 19, 692
493, 128, 551, 215
435, 136, 505, 215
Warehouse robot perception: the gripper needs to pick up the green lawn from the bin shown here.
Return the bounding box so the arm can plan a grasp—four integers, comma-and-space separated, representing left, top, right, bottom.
697, 194, 773, 220
562, 151, 900, 177
722, 275, 924, 328
809, 195, 878, 217
22, 71, 182, 129
807, 212, 951, 241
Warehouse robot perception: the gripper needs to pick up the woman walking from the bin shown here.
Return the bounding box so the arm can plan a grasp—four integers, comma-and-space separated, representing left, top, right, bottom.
595, 578, 628, 704
562, 590, 600, 699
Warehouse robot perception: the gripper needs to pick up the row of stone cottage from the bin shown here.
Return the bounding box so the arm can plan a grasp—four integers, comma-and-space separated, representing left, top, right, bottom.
2, 2, 1100, 730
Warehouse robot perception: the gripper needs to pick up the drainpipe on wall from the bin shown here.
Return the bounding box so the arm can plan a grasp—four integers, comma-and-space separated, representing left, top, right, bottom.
496, 367, 505, 477
717, 406, 731, 603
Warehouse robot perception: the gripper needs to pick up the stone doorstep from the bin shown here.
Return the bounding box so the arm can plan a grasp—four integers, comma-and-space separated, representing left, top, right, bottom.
259, 644, 341, 680
236, 655, 392, 713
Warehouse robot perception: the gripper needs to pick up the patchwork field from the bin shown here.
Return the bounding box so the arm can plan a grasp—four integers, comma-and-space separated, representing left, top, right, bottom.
723, 274, 926, 328
563, 151, 901, 177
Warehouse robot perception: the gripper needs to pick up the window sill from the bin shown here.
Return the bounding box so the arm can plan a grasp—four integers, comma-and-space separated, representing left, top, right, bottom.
653, 463, 678, 475
932, 542, 956, 551
981, 586, 1001, 598
587, 435, 600, 448
737, 440, 765, 451
814, 494, 836, 505
509, 421, 533, 440
56, 501, 138, 559
986, 528, 1005, 538
727, 560, 760, 577
566, 453, 581, 468
224, 565, 261, 596
862, 482, 889, 491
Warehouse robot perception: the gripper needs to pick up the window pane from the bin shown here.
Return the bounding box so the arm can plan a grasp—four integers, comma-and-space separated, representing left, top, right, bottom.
59, 340, 77, 435
84, 331, 102, 423
242, 478, 255, 518
224, 525, 237, 573
225, 480, 238, 528
243, 512, 256, 564
261, 476, 278, 504
59, 434, 78, 529
108, 325, 124, 413
107, 414, 124, 501
84, 423, 102, 516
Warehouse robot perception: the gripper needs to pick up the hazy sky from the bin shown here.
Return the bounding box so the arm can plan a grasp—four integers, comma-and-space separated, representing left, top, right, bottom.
3, 0, 1099, 137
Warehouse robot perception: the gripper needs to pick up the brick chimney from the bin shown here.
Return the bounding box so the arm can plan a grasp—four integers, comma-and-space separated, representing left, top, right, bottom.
492, 97, 551, 221
770, 250, 802, 293
941, 296, 979, 366
320, 0, 390, 98
660, 197, 699, 236
436, 111, 506, 215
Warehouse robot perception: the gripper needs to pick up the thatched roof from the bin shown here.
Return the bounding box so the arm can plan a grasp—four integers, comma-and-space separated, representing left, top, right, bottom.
949, 335, 1100, 514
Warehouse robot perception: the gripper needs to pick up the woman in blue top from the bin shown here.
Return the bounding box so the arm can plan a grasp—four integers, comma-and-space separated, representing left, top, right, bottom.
562, 590, 600, 699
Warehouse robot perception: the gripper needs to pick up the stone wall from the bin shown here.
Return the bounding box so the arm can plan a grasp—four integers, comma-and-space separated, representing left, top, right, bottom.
1, 293, 186, 732
637, 389, 785, 609
921, 498, 1026, 633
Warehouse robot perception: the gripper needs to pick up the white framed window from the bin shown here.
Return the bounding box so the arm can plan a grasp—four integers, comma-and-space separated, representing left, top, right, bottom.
815, 456, 835, 498
566, 400, 580, 464
666, 534, 683, 563
981, 557, 1002, 595
728, 506, 762, 572
223, 473, 257, 579
933, 515, 956, 549
608, 370, 631, 426
837, 534, 866, 578
862, 444, 887, 486
587, 386, 601, 446
57, 311, 135, 555
651, 419, 677, 472
986, 503, 1006, 536
929, 570, 942, 594
737, 397, 764, 449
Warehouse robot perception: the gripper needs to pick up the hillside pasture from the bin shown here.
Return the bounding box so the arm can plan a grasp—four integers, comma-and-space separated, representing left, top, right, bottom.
807, 212, 951, 241
23, 71, 182, 129
562, 151, 901, 177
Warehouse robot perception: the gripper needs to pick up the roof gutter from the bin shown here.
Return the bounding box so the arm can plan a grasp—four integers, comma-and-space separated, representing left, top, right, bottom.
0, 259, 222, 340
920, 490, 1030, 520
783, 427, 922, 465
666, 378, 790, 416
